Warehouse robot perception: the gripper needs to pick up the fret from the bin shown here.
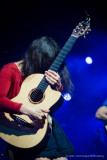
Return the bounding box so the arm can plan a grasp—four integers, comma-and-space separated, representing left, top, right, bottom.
57, 51, 66, 57
66, 42, 73, 47
37, 77, 48, 92
56, 57, 63, 63
63, 46, 71, 51
49, 66, 57, 71
51, 63, 59, 68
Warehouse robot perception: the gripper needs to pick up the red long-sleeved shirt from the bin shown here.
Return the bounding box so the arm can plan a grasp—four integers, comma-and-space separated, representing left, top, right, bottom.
0, 63, 25, 114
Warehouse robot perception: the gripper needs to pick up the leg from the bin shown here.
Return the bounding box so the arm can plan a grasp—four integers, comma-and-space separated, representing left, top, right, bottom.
34, 158, 51, 160
35, 158, 67, 160
53, 158, 67, 160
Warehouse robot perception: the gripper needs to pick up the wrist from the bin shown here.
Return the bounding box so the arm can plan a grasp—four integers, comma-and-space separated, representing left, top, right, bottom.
19, 104, 28, 115
57, 83, 63, 92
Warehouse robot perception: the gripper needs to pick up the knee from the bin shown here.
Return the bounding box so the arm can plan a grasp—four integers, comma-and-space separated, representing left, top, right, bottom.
53, 157, 67, 160
34, 158, 51, 160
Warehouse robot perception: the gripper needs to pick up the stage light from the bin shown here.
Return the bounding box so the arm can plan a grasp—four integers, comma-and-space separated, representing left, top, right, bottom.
85, 57, 93, 64
63, 93, 72, 101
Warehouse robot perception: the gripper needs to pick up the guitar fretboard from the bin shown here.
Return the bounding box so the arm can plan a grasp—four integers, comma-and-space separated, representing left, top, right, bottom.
37, 35, 78, 93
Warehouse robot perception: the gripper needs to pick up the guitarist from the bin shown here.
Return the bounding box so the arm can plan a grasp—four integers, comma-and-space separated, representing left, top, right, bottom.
95, 100, 107, 123
0, 36, 74, 160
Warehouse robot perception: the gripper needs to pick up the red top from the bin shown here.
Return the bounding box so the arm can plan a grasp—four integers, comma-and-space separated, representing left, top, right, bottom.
0, 63, 25, 114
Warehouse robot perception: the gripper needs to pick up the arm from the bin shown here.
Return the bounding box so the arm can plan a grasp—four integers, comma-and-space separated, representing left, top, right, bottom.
0, 65, 50, 120
0, 66, 22, 114
95, 106, 107, 123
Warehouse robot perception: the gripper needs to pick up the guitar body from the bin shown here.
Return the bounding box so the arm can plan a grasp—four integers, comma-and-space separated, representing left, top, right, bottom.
0, 74, 64, 148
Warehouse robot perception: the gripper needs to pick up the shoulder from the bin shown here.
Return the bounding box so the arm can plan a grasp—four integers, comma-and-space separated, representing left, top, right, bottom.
1, 63, 16, 70
0, 63, 19, 78
0, 63, 18, 73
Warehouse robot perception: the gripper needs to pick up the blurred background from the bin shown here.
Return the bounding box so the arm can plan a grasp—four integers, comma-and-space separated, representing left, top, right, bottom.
0, 0, 107, 159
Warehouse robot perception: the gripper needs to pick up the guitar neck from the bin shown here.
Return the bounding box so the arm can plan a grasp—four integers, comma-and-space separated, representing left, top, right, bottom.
37, 35, 78, 92
49, 35, 77, 72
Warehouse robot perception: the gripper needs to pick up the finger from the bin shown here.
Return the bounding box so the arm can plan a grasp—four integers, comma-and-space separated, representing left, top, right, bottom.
45, 73, 57, 82
34, 109, 44, 118
30, 115, 42, 121
46, 70, 60, 78
45, 75, 57, 85
37, 115, 42, 120
48, 70, 60, 81
41, 108, 50, 113
45, 71, 59, 82
47, 70, 58, 76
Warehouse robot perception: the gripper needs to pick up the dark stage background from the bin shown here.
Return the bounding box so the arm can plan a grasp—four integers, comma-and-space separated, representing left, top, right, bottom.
0, 0, 107, 159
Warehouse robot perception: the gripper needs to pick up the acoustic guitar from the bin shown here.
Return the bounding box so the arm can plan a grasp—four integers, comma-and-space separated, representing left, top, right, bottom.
0, 18, 91, 148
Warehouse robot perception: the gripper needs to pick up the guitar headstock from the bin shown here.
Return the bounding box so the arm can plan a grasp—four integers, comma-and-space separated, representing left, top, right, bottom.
72, 17, 91, 38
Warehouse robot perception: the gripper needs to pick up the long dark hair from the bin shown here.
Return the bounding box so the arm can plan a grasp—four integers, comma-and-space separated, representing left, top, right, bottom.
22, 36, 73, 94
22, 36, 59, 77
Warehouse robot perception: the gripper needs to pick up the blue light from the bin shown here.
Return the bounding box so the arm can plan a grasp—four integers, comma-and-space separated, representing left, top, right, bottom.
63, 93, 72, 101
85, 57, 93, 64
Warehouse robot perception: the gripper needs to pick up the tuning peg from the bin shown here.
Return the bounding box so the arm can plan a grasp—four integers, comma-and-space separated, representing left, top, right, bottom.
84, 34, 86, 38
88, 28, 91, 32
86, 31, 89, 34
73, 29, 77, 33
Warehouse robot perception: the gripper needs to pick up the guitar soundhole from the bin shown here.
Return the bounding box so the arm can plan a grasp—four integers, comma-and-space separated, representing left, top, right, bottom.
29, 88, 45, 104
